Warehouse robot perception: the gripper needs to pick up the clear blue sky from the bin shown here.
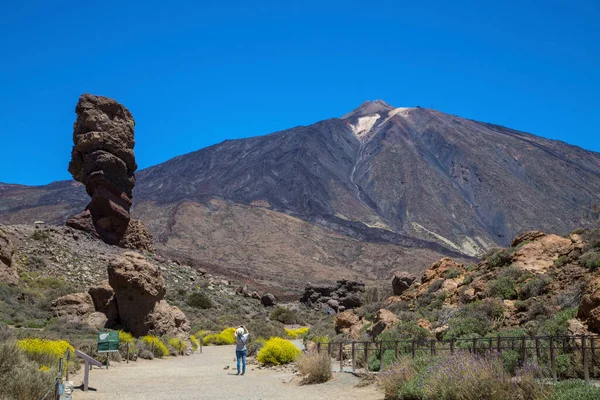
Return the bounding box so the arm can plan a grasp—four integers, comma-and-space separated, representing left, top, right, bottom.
0, 0, 598, 185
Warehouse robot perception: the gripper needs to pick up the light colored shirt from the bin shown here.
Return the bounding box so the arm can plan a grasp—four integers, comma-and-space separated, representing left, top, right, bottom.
236, 333, 249, 352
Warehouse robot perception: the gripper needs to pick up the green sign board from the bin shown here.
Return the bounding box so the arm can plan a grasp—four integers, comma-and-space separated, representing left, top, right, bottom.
97, 331, 119, 353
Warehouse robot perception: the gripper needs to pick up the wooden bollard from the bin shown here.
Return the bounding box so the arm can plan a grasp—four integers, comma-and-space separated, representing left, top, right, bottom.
364, 342, 369, 371
351, 342, 356, 373
339, 342, 344, 372
582, 335, 590, 383
550, 337, 557, 382
379, 342, 384, 370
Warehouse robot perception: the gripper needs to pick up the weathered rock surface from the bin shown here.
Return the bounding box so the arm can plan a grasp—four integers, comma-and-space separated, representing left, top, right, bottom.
261, 293, 276, 307
51, 292, 95, 319
334, 310, 367, 339
66, 94, 153, 251
108, 251, 189, 337
0, 227, 18, 285
301, 280, 365, 310
369, 309, 399, 337
392, 272, 416, 295
512, 234, 572, 272
88, 281, 119, 325
120, 219, 156, 252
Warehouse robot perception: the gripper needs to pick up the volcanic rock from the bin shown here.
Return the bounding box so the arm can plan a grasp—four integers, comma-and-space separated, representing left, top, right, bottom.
392, 272, 416, 295
51, 292, 95, 320
512, 234, 572, 272
120, 219, 156, 252
0, 227, 18, 285
88, 281, 119, 325
301, 280, 365, 310
334, 310, 367, 339
107, 251, 189, 337
66, 94, 153, 251
261, 293, 276, 307
369, 309, 399, 337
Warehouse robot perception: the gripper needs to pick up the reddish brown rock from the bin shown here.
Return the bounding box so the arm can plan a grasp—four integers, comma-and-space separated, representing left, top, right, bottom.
88, 281, 119, 325
511, 231, 546, 247
512, 234, 572, 272
51, 292, 94, 319
108, 251, 189, 337
0, 227, 18, 285
334, 310, 367, 339
66, 94, 154, 251
421, 258, 464, 284
370, 309, 399, 337
392, 272, 416, 295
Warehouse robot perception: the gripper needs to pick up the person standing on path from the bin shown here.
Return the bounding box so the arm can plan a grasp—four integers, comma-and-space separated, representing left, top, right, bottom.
235, 326, 249, 375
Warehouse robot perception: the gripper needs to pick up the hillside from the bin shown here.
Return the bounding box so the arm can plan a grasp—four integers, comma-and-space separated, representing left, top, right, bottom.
2, 101, 600, 291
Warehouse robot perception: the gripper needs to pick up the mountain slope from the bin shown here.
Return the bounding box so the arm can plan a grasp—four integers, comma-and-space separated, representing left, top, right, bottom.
1, 101, 600, 291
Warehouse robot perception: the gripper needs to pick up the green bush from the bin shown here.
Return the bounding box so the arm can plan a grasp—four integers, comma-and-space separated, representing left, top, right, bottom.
0, 341, 56, 400
186, 292, 212, 309
487, 248, 514, 269
518, 275, 552, 299
444, 268, 462, 279
553, 256, 569, 268
256, 338, 301, 365
539, 308, 576, 336
270, 307, 298, 324
487, 276, 517, 299
445, 317, 491, 339
580, 251, 600, 270
549, 380, 600, 400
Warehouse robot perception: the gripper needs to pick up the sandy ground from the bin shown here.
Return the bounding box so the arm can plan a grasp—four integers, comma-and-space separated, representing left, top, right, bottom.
71, 344, 382, 400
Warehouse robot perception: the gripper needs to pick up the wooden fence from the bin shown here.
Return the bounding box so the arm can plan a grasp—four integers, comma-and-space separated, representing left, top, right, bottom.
316, 334, 600, 382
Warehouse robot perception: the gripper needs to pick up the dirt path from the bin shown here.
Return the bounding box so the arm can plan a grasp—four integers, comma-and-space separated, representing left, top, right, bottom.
72, 345, 382, 400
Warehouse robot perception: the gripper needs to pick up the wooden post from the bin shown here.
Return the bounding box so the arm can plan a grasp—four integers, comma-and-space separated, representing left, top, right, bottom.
450, 338, 455, 354
339, 342, 344, 372
395, 341, 399, 361
379, 341, 384, 371
151, 341, 155, 357
488, 338, 493, 356
550, 337, 557, 382
521, 337, 527, 366
535, 338, 541, 362
317, 342, 321, 354
352, 342, 356, 373
364, 342, 369, 372
200, 338, 203, 354
430, 340, 435, 356
411, 340, 416, 359
497, 336, 501, 355
65, 348, 70, 381
591, 337, 596, 378
84, 360, 90, 391
126, 343, 130, 364
582, 335, 590, 383
472, 338, 477, 354
55, 358, 63, 400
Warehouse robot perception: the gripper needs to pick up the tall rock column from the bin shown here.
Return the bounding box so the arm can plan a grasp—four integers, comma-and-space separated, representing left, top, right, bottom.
66, 94, 154, 251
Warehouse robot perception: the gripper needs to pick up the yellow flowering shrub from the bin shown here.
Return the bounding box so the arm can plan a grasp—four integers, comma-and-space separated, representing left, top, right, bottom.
190, 335, 199, 351
167, 338, 187, 355
17, 338, 74, 367
202, 328, 237, 346
141, 335, 169, 358
256, 337, 301, 365
118, 330, 135, 345
285, 327, 309, 339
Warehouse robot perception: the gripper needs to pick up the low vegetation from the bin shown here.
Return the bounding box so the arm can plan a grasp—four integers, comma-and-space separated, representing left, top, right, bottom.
256, 337, 301, 365
202, 327, 236, 346
296, 350, 332, 384
285, 327, 309, 339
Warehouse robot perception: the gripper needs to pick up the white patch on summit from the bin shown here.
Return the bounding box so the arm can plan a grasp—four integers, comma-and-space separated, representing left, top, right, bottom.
382, 107, 411, 124
350, 114, 380, 138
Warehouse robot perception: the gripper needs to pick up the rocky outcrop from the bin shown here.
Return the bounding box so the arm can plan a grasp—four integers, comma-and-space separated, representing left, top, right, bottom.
392, 272, 416, 295
512, 233, 572, 272
51, 292, 95, 320
334, 310, 367, 339
300, 280, 365, 311
578, 277, 600, 332
108, 251, 189, 338
0, 227, 18, 285
421, 258, 464, 284
66, 94, 153, 251
369, 309, 399, 337
261, 293, 276, 307
120, 219, 156, 252
88, 281, 119, 326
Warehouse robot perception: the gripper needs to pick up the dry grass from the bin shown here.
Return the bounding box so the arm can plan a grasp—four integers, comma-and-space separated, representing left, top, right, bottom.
296, 351, 332, 384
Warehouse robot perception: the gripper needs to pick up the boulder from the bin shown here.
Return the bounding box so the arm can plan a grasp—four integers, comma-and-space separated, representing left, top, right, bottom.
370, 309, 399, 337
0, 228, 18, 285
422, 258, 464, 284
334, 310, 366, 339
108, 251, 189, 337
300, 280, 364, 309
327, 299, 339, 310
392, 272, 416, 295
236, 284, 249, 296
578, 284, 600, 332
85, 312, 108, 329
88, 281, 119, 325
261, 293, 276, 307
339, 293, 362, 308
512, 234, 572, 272
52, 292, 95, 319
66, 94, 153, 251
250, 291, 261, 300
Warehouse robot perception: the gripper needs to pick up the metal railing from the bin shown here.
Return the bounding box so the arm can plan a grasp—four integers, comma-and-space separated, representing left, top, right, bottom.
317, 334, 600, 382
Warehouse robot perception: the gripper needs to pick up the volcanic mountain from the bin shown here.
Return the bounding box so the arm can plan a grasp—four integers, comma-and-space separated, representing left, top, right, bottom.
2, 100, 600, 293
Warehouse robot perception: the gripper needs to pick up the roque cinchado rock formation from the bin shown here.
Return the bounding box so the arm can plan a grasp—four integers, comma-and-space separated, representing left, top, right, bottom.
66, 94, 154, 251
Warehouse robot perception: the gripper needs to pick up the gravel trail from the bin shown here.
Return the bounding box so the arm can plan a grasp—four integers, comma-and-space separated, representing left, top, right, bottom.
72, 344, 382, 400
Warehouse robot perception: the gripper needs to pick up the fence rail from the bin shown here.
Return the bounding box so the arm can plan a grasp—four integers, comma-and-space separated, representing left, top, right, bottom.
316, 334, 600, 382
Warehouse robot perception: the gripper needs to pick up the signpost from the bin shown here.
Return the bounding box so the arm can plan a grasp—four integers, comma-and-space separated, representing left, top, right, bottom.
75, 350, 102, 391
97, 331, 120, 369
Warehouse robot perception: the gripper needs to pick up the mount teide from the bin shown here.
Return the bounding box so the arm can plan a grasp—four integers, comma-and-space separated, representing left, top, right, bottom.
2, 101, 600, 294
